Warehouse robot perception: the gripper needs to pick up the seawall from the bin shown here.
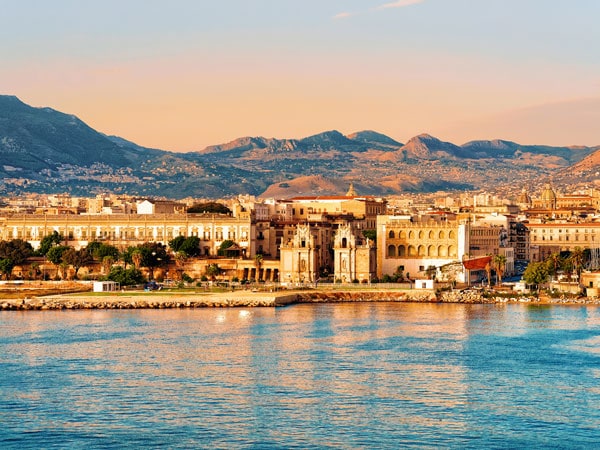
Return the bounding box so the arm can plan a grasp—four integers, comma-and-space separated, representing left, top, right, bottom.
1, 289, 598, 311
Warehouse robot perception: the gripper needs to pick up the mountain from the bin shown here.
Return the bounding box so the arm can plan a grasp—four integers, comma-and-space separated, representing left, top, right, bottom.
0, 95, 147, 170
0, 95, 598, 198
346, 130, 402, 150
399, 134, 464, 159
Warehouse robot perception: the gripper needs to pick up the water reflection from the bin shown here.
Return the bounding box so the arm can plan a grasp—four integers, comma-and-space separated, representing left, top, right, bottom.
1, 303, 599, 448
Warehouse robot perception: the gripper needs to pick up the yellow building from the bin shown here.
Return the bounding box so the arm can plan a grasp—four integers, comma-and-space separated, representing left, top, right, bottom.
0, 213, 255, 257
376, 215, 469, 283
526, 221, 600, 262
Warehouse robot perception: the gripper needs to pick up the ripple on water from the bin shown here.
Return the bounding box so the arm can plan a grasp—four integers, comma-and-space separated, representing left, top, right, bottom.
1, 303, 599, 448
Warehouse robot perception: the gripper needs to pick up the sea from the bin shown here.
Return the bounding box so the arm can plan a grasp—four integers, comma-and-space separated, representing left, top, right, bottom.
1, 302, 599, 449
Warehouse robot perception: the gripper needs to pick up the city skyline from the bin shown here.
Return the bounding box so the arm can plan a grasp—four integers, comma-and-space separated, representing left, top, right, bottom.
2, 0, 599, 151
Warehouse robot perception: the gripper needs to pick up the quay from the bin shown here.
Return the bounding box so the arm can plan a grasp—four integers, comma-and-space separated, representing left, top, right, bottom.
2, 284, 600, 310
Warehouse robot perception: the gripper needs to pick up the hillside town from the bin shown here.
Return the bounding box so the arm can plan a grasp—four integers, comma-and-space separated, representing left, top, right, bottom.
1, 183, 600, 296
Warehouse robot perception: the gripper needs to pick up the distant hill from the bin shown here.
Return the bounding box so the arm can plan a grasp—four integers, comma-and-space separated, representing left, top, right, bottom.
0, 95, 598, 198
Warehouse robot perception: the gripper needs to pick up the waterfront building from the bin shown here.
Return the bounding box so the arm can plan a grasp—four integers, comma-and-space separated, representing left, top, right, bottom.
279, 224, 320, 284
526, 221, 600, 261
332, 224, 376, 283
376, 214, 469, 283
0, 212, 255, 257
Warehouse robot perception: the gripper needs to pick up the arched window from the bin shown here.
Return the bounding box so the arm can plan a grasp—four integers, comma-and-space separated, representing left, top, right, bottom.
400, 230, 407, 239
418, 231, 424, 239
408, 245, 417, 256
398, 245, 406, 256
418, 245, 426, 256
389, 230, 395, 239
342, 237, 347, 248
428, 230, 434, 239
449, 230, 456, 239
428, 245, 436, 257
387, 245, 396, 257
409, 231, 415, 239
438, 245, 447, 257
439, 230, 445, 239
448, 245, 457, 257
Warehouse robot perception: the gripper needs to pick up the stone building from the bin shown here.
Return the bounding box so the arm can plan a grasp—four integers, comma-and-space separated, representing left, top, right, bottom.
526, 221, 600, 262
279, 224, 320, 284
332, 224, 376, 283
376, 215, 469, 283
0, 212, 255, 257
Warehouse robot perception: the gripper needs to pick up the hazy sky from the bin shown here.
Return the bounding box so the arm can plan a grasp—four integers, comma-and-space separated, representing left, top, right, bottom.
2, 0, 599, 151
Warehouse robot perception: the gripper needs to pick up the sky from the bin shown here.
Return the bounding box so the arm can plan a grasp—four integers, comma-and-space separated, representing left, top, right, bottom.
1, 0, 599, 151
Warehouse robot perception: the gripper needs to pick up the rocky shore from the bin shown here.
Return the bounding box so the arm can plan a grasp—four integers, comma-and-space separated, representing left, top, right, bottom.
1, 288, 599, 311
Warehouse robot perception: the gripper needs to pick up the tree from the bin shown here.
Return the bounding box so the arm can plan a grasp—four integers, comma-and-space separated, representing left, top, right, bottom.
169, 236, 186, 253
179, 236, 201, 257
484, 262, 492, 287
87, 242, 119, 260
36, 231, 63, 256
362, 229, 376, 244
0, 258, 15, 280
545, 252, 563, 281
0, 239, 33, 267
568, 247, 585, 283
187, 202, 231, 214
128, 248, 143, 269
254, 254, 263, 281
62, 248, 94, 279
205, 263, 220, 281
104, 266, 145, 286
102, 255, 115, 275
46, 245, 70, 279
523, 262, 549, 293
124, 242, 170, 279
493, 254, 507, 286
174, 251, 189, 280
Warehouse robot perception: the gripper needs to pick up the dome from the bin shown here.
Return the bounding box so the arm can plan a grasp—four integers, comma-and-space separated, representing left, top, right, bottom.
540, 184, 557, 209
540, 184, 556, 202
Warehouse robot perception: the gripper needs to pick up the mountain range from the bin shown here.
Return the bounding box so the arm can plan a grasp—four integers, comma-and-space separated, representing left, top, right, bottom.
1, 95, 599, 199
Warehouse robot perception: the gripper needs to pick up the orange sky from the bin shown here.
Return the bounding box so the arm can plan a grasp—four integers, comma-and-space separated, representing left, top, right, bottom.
2, 1, 599, 151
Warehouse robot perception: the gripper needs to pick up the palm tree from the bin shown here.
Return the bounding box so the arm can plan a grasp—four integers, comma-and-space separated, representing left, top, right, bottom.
175, 251, 188, 280
568, 247, 585, 283
131, 249, 143, 270
493, 254, 507, 286
102, 255, 115, 275
546, 252, 563, 281
484, 261, 492, 287
254, 254, 263, 281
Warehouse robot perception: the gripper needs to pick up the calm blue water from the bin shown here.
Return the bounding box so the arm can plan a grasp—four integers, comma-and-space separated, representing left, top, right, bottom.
1, 303, 599, 449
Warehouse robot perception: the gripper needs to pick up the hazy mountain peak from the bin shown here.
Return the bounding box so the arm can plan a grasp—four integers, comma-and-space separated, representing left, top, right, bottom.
346, 130, 402, 148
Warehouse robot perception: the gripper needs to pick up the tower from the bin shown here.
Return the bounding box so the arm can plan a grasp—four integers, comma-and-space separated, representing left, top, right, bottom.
333, 224, 376, 283
279, 224, 319, 284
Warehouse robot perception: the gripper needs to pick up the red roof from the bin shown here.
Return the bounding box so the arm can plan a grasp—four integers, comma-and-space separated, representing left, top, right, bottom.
462, 255, 492, 270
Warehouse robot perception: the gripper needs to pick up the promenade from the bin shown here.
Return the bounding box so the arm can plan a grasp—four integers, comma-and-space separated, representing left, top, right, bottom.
2, 283, 599, 310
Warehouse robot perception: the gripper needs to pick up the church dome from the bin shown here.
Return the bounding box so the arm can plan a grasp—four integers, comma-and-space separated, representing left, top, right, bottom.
540, 184, 557, 209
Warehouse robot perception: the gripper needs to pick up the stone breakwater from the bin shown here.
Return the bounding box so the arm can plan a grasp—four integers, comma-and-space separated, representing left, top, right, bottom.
1, 289, 599, 311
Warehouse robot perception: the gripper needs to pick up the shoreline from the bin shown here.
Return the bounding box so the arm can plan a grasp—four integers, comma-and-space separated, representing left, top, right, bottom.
1, 288, 599, 310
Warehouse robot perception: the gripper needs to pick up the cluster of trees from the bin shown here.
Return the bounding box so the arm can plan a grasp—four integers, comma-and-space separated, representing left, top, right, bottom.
0, 230, 182, 285
523, 247, 586, 291
484, 254, 507, 287
187, 202, 231, 215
